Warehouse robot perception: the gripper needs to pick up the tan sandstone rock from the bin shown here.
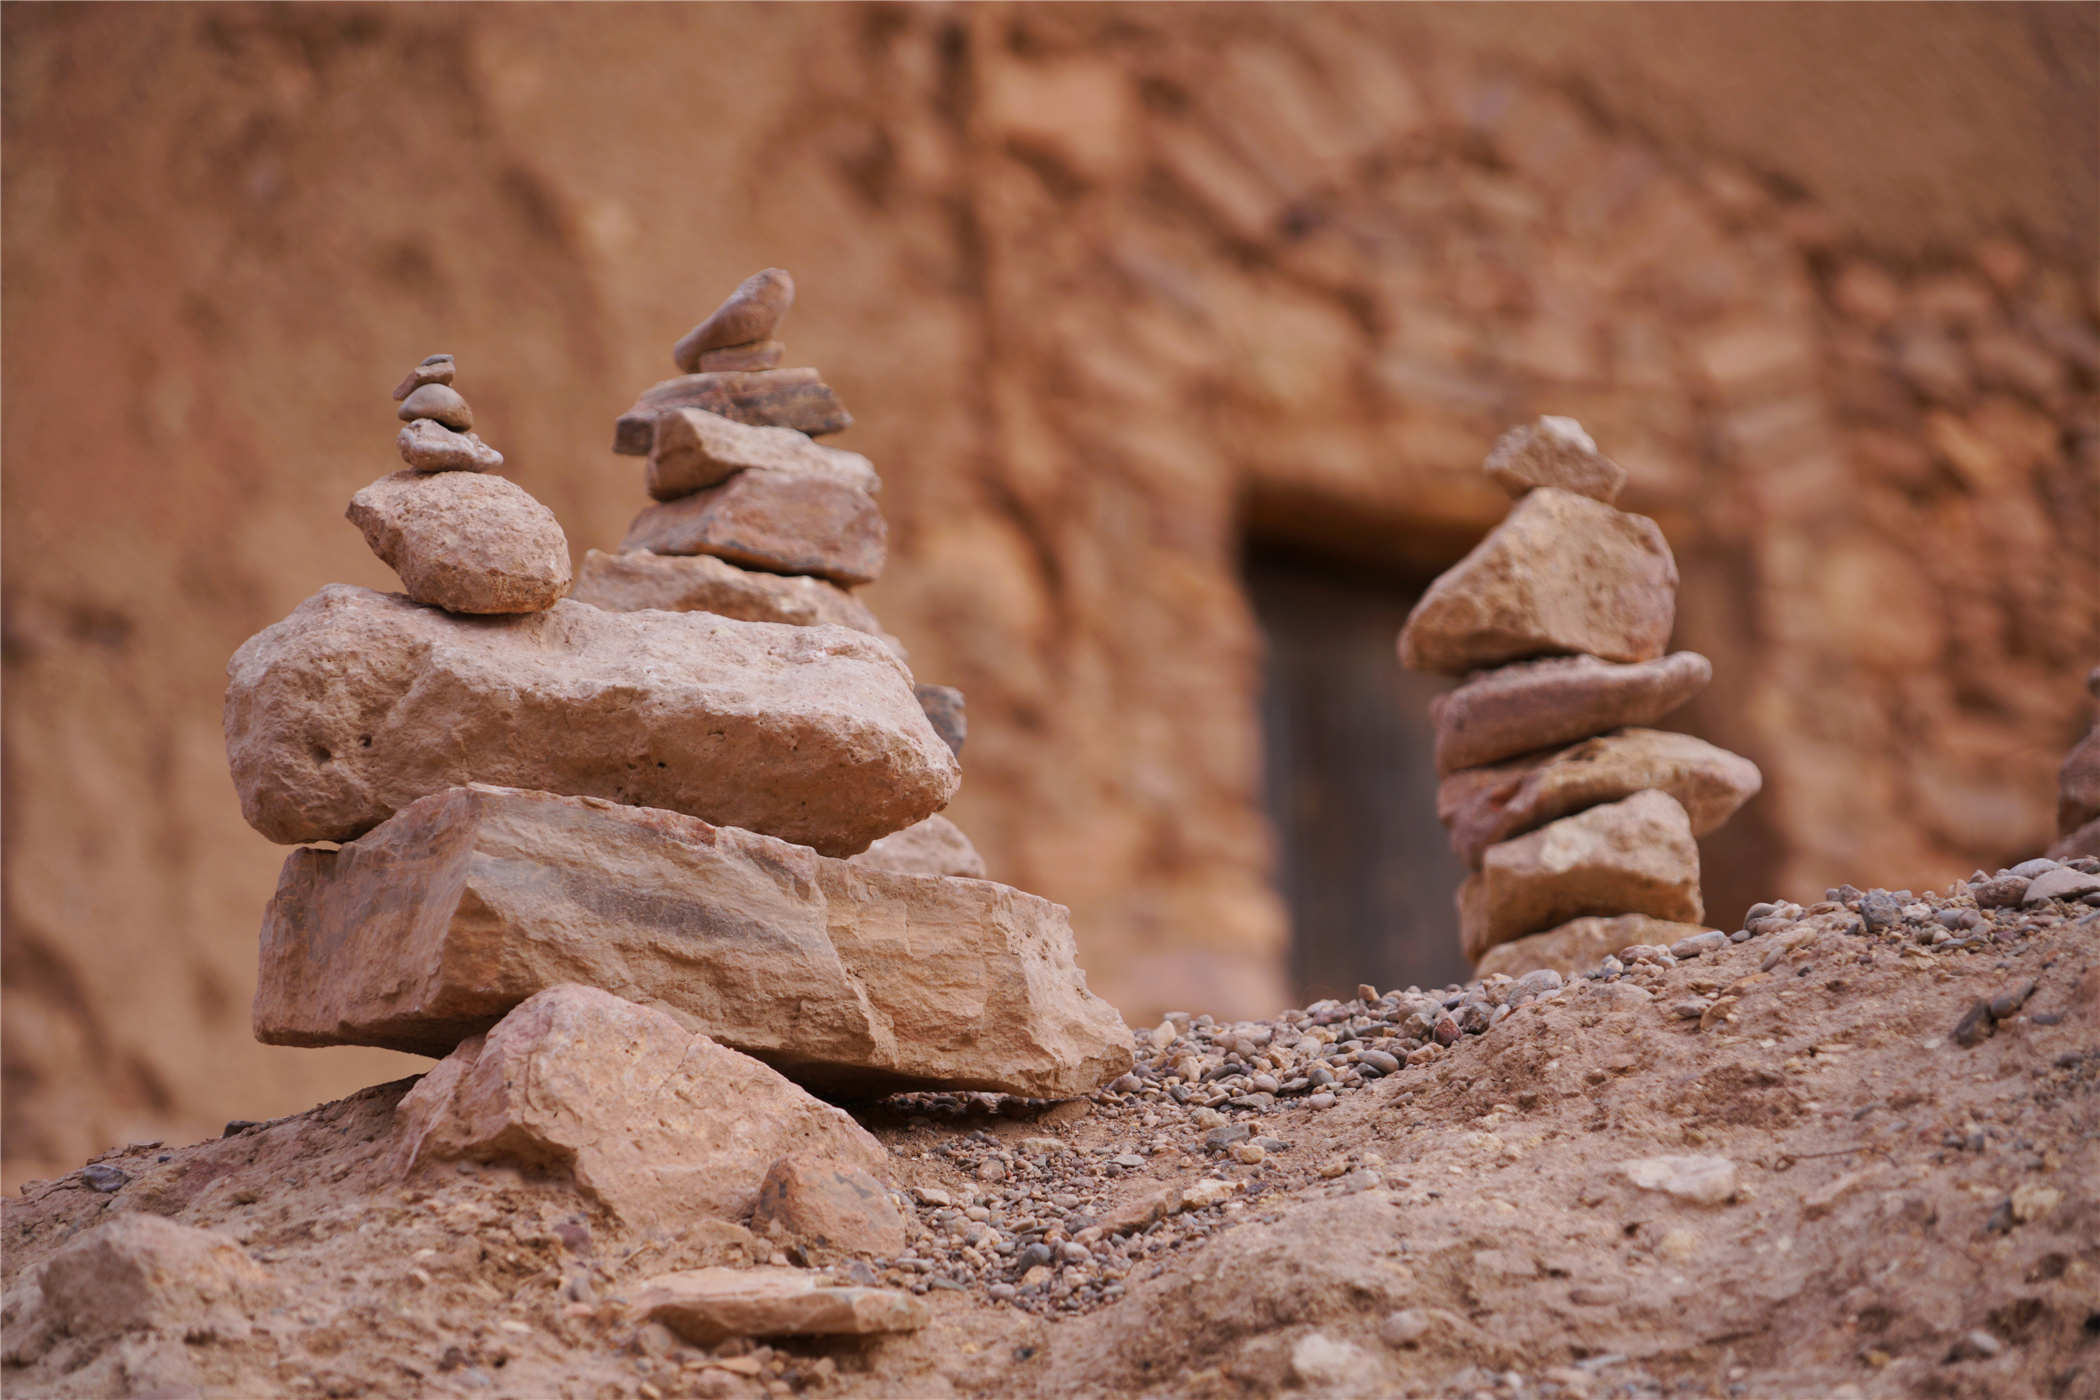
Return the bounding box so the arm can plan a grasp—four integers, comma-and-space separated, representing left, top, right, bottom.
346, 471, 571, 614
647, 406, 880, 501
697, 339, 785, 372
395, 418, 504, 473
224, 586, 956, 852
38, 1215, 276, 1341
396, 984, 885, 1230
1458, 789, 1703, 961
253, 785, 1132, 1098
1398, 489, 1679, 676
848, 814, 987, 879
1474, 913, 1720, 978
1442, 728, 1762, 868
634, 1266, 928, 1344
570, 549, 902, 655
1483, 417, 1629, 504
674, 268, 795, 374
620, 470, 887, 587
1430, 652, 1712, 774
614, 368, 853, 454
749, 1152, 909, 1257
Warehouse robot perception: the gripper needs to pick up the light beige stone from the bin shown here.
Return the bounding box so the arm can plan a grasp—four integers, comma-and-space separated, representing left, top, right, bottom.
346, 471, 571, 614
38, 1215, 276, 1341
674, 268, 795, 373
1473, 913, 1719, 977
1443, 728, 1762, 868
396, 382, 472, 431
1430, 652, 1712, 774
396, 985, 885, 1231
647, 406, 880, 501
634, 1266, 927, 1344
224, 586, 956, 852
1398, 489, 1679, 676
571, 548, 902, 655
620, 469, 887, 586
395, 418, 503, 473
253, 785, 1132, 1098
848, 814, 987, 879
1459, 789, 1703, 961
749, 1152, 909, 1257
1483, 416, 1629, 503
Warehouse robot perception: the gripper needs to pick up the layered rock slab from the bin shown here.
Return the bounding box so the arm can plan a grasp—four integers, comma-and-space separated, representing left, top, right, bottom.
254, 785, 1132, 1098
647, 406, 879, 500
1398, 488, 1679, 676
224, 585, 956, 853
1430, 652, 1712, 774
347, 471, 571, 614
635, 1267, 927, 1344
1474, 913, 1719, 979
613, 369, 852, 454
620, 470, 887, 587
396, 984, 884, 1231
570, 549, 900, 656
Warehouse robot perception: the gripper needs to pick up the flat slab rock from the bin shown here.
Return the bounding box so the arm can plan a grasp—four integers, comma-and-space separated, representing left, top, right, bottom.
1430, 652, 1712, 775
570, 549, 902, 657
346, 471, 570, 614
224, 585, 955, 854
396, 984, 885, 1232
614, 368, 852, 454
1399, 488, 1679, 677
620, 469, 886, 588
648, 406, 879, 501
254, 785, 1132, 1098
1474, 913, 1719, 978
634, 1266, 928, 1345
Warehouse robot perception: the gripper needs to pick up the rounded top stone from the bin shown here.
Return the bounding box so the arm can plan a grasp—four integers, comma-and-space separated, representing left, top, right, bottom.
674, 269, 795, 373
397, 382, 473, 432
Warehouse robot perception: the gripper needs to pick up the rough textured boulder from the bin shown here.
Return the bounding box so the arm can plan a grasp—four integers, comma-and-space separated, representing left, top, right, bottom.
346, 471, 571, 614
648, 406, 879, 501
848, 814, 987, 879
614, 368, 852, 454
750, 1153, 909, 1257
224, 585, 957, 853
570, 549, 901, 655
1442, 728, 1762, 868
395, 985, 885, 1231
396, 418, 503, 472
1458, 789, 1703, 960
1483, 418, 1628, 504
254, 786, 1133, 1098
673, 268, 795, 373
1474, 913, 1719, 978
620, 470, 887, 587
1398, 489, 1679, 676
1430, 652, 1712, 774
635, 1267, 927, 1344
37, 1215, 275, 1341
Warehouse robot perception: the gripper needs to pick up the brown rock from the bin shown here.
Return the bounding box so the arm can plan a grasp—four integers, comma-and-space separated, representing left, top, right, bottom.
395, 985, 886, 1231
848, 814, 987, 879
634, 1266, 927, 1344
391, 353, 455, 400
395, 418, 504, 473
1483, 417, 1629, 504
571, 548, 900, 654
1398, 489, 1679, 676
673, 269, 795, 373
2048, 815, 2100, 862
1442, 728, 1762, 868
647, 406, 880, 501
913, 683, 967, 757
1429, 652, 1712, 774
2059, 724, 2099, 836
1458, 789, 1703, 960
253, 785, 1132, 1097
38, 1215, 275, 1340
1473, 913, 1719, 977
697, 339, 785, 372
620, 470, 887, 587
224, 586, 957, 851
613, 368, 853, 453
749, 1152, 909, 1257
346, 471, 571, 614
396, 382, 472, 432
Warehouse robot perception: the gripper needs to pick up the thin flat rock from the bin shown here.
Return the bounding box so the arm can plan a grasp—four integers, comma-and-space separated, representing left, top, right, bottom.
634, 1266, 927, 1344
648, 406, 879, 501
1430, 652, 1712, 774
613, 369, 852, 453
620, 470, 886, 587
571, 549, 901, 655
673, 269, 795, 373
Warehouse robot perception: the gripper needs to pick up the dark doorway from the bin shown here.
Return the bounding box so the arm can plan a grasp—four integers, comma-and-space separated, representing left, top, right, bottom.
1247, 546, 1475, 1003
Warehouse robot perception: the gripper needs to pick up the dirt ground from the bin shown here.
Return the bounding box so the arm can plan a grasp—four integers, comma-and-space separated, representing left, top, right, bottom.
4, 891, 2095, 1400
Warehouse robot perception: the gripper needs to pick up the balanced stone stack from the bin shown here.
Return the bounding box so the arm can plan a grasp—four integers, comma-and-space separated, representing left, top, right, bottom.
1398, 418, 1764, 979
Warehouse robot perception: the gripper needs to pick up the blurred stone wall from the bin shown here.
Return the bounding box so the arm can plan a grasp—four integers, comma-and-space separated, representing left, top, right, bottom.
4, 2, 2094, 1181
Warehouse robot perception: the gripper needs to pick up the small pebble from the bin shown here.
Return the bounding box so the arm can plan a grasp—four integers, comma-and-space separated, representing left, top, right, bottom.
397, 382, 473, 431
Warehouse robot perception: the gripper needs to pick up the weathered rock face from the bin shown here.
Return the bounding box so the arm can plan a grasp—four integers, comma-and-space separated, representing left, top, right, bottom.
1473, 913, 1719, 979
847, 814, 988, 879
647, 407, 879, 501
346, 471, 571, 615
619, 471, 887, 587
749, 1152, 909, 1258
1398, 489, 1679, 676
570, 549, 900, 655
673, 268, 795, 373
1459, 790, 1703, 960
634, 1266, 928, 1344
395, 985, 886, 1231
1483, 418, 1628, 504
613, 369, 853, 454
1430, 653, 1713, 775
224, 586, 957, 853
37, 1215, 276, 1340
254, 786, 1133, 1098
1442, 728, 1763, 868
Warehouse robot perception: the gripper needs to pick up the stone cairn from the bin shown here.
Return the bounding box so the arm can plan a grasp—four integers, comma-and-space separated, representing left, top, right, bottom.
1397, 417, 1765, 980
220, 294, 1132, 1344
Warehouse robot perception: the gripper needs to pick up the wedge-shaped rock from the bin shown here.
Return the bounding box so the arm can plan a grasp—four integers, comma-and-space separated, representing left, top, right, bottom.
1458, 789, 1702, 961
848, 814, 987, 879
1399, 489, 1678, 676
1430, 652, 1711, 774
750, 1153, 909, 1257
254, 786, 1132, 1097
396, 418, 503, 473
1483, 417, 1628, 504
571, 549, 900, 655
674, 268, 795, 373
635, 1266, 927, 1345
395, 985, 885, 1231
620, 470, 886, 587
1474, 913, 1718, 978
614, 368, 852, 454
649, 406, 880, 501
224, 586, 955, 852
1442, 728, 1761, 868
347, 471, 571, 614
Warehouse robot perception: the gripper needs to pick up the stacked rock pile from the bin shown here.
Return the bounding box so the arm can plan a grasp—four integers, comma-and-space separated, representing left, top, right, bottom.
1398, 418, 1764, 979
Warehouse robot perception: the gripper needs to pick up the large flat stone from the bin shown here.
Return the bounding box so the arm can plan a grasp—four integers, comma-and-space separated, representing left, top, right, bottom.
1442, 728, 1762, 868
1429, 652, 1712, 774
613, 369, 852, 454
346, 471, 571, 615
570, 549, 901, 656
647, 406, 879, 502
254, 785, 1133, 1098
634, 1267, 927, 1344
1398, 489, 1679, 676
1458, 789, 1703, 961
395, 985, 885, 1231
224, 585, 955, 853
1473, 913, 1718, 978
620, 470, 887, 587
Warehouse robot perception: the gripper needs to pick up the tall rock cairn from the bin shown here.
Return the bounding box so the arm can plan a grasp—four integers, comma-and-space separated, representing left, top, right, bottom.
1397, 418, 1764, 979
